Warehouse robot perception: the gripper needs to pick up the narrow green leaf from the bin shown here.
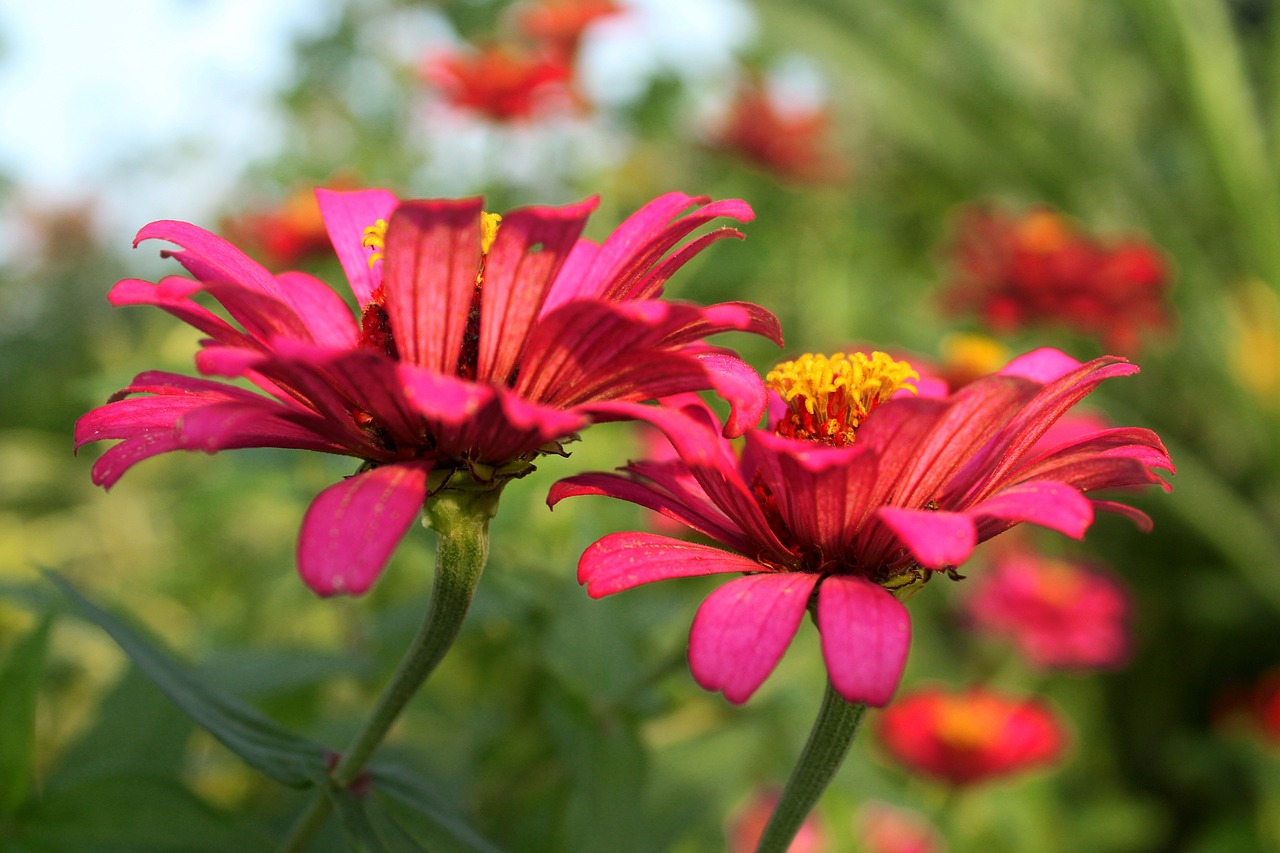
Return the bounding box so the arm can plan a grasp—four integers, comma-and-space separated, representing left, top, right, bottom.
45, 572, 329, 788
328, 785, 392, 853
371, 763, 505, 853
0, 612, 54, 814
16, 771, 272, 852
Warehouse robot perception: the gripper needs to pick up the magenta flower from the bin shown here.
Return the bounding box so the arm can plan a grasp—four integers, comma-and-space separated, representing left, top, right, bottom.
964, 547, 1132, 671
549, 348, 1172, 706
76, 190, 781, 595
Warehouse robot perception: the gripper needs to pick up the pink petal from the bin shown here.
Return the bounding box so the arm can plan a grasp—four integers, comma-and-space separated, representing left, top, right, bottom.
135, 219, 280, 298
396, 362, 493, 425
315, 188, 400, 306
274, 271, 359, 347
383, 198, 486, 374
689, 572, 819, 704
998, 347, 1084, 383
874, 506, 977, 569
970, 480, 1094, 539
817, 575, 911, 706
577, 531, 763, 597
108, 276, 243, 346
298, 462, 432, 596
477, 198, 596, 385
691, 349, 768, 437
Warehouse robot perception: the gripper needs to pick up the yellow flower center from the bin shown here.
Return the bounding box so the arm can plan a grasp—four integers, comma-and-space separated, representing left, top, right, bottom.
766, 352, 918, 446
939, 333, 1008, 384
362, 219, 388, 268
1015, 209, 1071, 254
933, 695, 1008, 751
480, 211, 502, 255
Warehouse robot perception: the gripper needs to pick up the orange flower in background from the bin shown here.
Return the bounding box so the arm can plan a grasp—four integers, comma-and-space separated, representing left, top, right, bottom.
728, 789, 827, 853
513, 0, 621, 64
708, 76, 846, 185
223, 183, 351, 268
423, 43, 576, 121
942, 205, 1172, 353
854, 801, 945, 853
877, 685, 1067, 786
964, 549, 1133, 672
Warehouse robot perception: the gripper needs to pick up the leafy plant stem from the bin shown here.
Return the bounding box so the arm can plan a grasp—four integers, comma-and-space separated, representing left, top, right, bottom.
280, 481, 501, 852
755, 680, 867, 853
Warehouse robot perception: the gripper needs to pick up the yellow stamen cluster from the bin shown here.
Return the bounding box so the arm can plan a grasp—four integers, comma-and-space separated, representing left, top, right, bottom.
480, 211, 502, 255
767, 351, 918, 445
362, 219, 388, 268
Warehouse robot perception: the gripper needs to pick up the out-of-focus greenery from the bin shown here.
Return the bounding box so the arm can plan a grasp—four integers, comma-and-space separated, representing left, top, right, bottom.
3, 0, 1280, 850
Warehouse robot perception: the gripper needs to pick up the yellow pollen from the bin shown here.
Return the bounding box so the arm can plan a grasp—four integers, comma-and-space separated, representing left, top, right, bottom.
767, 351, 918, 446
480, 211, 502, 255
361, 219, 388, 268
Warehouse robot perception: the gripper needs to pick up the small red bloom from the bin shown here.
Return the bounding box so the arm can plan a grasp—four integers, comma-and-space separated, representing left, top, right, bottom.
423, 43, 576, 121
513, 0, 621, 64
76, 190, 780, 597
942, 205, 1172, 353
708, 76, 845, 185
877, 685, 1067, 786
727, 789, 827, 853
964, 548, 1132, 672
552, 348, 1172, 706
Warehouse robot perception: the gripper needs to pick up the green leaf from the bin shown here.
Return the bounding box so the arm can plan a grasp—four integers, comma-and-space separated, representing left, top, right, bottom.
370, 763, 505, 853
0, 612, 54, 814
45, 572, 329, 788
15, 771, 272, 852
328, 785, 393, 853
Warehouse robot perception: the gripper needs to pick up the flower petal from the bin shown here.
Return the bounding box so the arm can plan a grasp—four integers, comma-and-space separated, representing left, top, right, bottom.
689, 572, 819, 704
298, 462, 432, 596
315, 188, 400, 306
817, 575, 911, 706
874, 506, 977, 569
970, 480, 1094, 540
576, 531, 762, 597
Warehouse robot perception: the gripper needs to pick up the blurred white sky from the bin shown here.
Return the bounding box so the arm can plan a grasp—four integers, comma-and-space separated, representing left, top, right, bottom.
0, 0, 754, 257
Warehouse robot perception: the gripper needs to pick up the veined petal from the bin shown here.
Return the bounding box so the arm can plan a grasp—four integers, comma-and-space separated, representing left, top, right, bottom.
817, 575, 911, 706
274, 271, 360, 347
298, 461, 432, 596
315, 188, 400, 306
477, 198, 596, 385
576, 531, 763, 597
135, 219, 281, 298
383, 198, 486, 373
874, 506, 977, 569
970, 480, 1094, 540
108, 277, 244, 346
689, 572, 819, 704
998, 347, 1084, 383
396, 362, 493, 425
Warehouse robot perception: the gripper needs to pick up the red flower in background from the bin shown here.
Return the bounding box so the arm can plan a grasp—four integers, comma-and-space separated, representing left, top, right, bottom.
423, 44, 576, 121
552, 348, 1171, 706
964, 548, 1132, 672
513, 0, 621, 64
942, 205, 1171, 353
727, 789, 827, 853
877, 685, 1067, 786
708, 77, 845, 185
76, 190, 780, 597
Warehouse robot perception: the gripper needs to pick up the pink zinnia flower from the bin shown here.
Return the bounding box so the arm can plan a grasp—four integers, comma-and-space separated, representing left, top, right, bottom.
76, 190, 781, 596
942, 205, 1172, 354
876, 685, 1067, 786
964, 548, 1132, 671
550, 348, 1172, 706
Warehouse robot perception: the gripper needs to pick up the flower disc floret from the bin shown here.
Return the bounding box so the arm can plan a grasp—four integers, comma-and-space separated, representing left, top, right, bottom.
767, 351, 918, 445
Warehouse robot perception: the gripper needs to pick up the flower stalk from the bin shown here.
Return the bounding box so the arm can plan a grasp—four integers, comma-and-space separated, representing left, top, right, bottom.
281, 478, 501, 851
755, 680, 867, 853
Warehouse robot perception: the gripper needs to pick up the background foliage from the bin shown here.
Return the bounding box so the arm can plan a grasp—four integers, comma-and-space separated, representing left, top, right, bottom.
3, 0, 1279, 850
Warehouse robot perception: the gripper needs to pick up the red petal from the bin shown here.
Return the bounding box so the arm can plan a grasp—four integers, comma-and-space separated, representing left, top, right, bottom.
817, 575, 911, 706
689, 572, 819, 704
298, 462, 432, 596
874, 507, 977, 569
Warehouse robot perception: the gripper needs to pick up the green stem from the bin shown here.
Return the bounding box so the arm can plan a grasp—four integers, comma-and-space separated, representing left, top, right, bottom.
755, 681, 868, 853
279, 483, 500, 852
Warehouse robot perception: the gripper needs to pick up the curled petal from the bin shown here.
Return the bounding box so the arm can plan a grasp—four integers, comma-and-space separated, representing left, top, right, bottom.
298, 462, 432, 596
576, 531, 762, 597
692, 349, 768, 437
971, 480, 1094, 539
874, 507, 977, 569
689, 572, 819, 704
817, 575, 912, 706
